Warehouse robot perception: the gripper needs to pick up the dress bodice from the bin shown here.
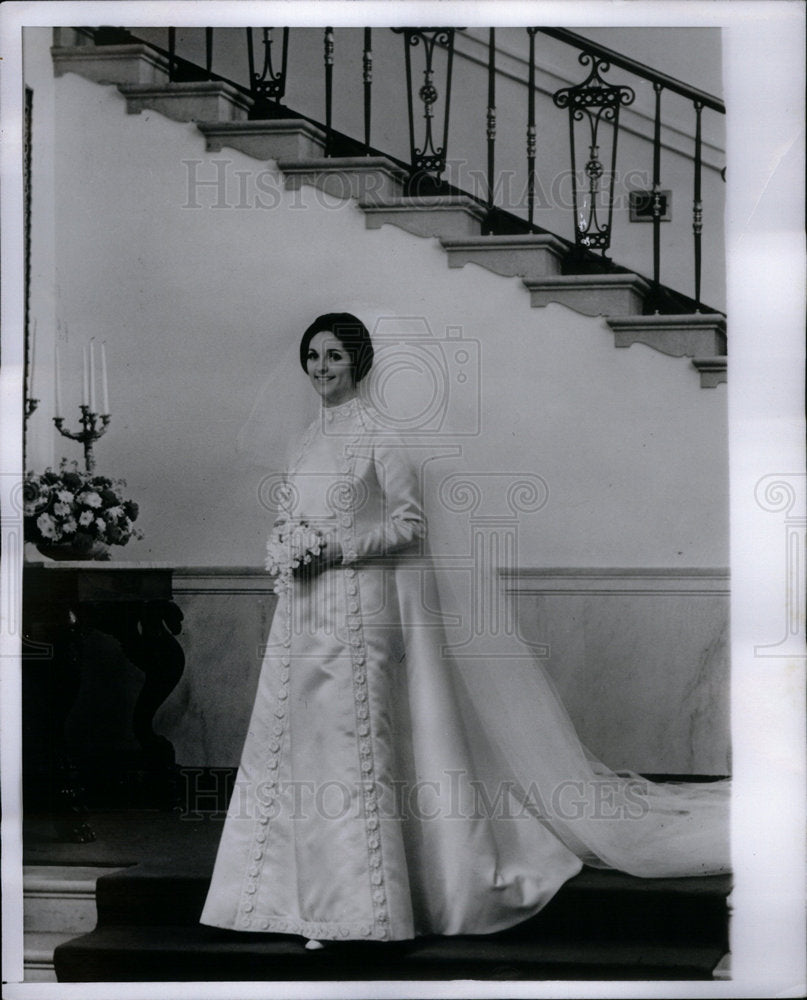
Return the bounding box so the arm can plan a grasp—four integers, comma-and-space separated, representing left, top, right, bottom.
282, 398, 426, 565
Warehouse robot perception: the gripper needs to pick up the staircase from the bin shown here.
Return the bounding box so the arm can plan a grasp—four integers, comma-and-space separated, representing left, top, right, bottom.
28, 35, 733, 983
53, 861, 731, 982
23, 865, 126, 981
51, 39, 727, 388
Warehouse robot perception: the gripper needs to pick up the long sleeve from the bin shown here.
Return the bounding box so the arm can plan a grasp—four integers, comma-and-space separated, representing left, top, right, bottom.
342, 437, 426, 564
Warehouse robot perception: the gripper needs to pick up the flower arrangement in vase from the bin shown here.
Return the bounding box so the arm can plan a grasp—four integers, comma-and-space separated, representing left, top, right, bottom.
23, 460, 143, 561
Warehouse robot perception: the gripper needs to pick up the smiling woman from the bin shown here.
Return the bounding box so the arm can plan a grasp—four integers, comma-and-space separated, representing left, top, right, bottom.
300, 313, 374, 409
199, 310, 730, 949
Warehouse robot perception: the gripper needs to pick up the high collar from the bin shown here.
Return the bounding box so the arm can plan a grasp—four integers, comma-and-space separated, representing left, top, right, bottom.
320, 395, 361, 424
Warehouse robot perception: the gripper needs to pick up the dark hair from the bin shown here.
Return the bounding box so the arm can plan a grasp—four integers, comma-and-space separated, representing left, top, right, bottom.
299, 312, 374, 383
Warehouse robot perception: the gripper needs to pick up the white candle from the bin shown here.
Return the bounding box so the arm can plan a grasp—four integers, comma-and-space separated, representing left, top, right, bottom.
28, 319, 37, 399
89, 339, 96, 412
82, 344, 89, 406
101, 342, 110, 414
54, 339, 62, 416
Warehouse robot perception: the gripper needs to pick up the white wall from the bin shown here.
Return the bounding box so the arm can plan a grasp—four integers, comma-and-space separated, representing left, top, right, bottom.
24, 34, 728, 571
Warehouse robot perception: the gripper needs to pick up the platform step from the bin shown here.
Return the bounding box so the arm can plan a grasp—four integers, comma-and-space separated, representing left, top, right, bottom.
54, 923, 728, 982
88, 866, 731, 946
24, 864, 126, 933
23, 865, 126, 983
25, 931, 79, 982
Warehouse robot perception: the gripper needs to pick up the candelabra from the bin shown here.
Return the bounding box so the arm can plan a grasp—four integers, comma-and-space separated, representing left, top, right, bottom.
53, 406, 110, 473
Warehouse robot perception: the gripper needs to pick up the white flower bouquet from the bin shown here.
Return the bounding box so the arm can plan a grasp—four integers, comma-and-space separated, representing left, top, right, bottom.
23, 460, 143, 557
265, 518, 327, 594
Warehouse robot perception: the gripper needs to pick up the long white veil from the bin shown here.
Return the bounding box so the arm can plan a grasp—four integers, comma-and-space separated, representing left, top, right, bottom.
237, 304, 730, 879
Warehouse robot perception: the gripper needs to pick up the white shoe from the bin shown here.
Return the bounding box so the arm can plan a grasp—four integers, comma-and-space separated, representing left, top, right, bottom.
304, 939, 326, 951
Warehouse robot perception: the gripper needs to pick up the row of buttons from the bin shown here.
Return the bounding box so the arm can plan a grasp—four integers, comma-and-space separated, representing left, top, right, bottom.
239, 576, 294, 929
340, 430, 389, 941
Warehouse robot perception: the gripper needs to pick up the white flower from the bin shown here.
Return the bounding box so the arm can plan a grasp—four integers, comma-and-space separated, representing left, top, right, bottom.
53, 501, 71, 517
56, 490, 74, 504
79, 510, 94, 526
80, 491, 102, 509
37, 512, 58, 540
265, 518, 326, 580
61, 518, 77, 534
95, 517, 106, 531
107, 505, 123, 520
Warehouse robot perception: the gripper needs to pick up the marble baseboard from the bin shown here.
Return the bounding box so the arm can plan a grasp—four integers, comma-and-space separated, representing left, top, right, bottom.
155, 567, 729, 775
154, 569, 276, 767
506, 568, 730, 775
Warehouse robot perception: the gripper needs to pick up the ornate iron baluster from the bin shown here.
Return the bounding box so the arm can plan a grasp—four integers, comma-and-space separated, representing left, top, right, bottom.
168, 27, 176, 83
526, 28, 538, 230
363, 28, 373, 154
246, 27, 255, 85
394, 28, 456, 185
205, 27, 213, 76
485, 28, 496, 230
247, 27, 289, 118
651, 82, 664, 296
692, 99, 704, 312
324, 26, 334, 156
553, 51, 634, 254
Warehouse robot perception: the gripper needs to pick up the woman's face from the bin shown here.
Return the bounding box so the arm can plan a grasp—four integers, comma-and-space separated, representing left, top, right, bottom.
305, 330, 356, 406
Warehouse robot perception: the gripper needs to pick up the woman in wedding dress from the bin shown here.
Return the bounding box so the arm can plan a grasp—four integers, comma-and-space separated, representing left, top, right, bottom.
200, 312, 730, 946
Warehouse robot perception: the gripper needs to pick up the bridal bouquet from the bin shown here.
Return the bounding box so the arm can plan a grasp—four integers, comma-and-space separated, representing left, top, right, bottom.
265, 518, 326, 594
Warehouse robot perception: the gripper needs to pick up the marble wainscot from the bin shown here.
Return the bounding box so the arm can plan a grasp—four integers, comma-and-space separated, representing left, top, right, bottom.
150, 566, 730, 778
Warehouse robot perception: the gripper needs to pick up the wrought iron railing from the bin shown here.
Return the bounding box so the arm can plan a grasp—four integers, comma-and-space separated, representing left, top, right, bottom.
87, 25, 726, 314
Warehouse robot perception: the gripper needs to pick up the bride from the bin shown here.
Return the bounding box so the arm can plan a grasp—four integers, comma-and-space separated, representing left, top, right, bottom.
200, 312, 730, 946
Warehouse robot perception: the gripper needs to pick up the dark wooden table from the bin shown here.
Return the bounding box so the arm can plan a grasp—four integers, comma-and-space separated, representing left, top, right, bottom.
23, 560, 185, 842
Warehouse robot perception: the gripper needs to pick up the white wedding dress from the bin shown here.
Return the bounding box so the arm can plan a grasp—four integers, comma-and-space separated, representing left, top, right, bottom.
200, 396, 730, 941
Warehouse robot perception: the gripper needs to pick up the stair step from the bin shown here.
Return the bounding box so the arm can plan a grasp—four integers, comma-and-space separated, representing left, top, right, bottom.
24, 865, 124, 933
89, 865, 730, 949
197, 119, 327, 161
692, 356, 728, 387
524, 273, 651, 316
360, 196, 487, 239
607, 314, 727, 358
53, 924, 727, 981
25, 931, 79, 982
119, 81, 252, 123
441, 234, 567, 279
51, 43, 170, 86
277, 157, 409, 204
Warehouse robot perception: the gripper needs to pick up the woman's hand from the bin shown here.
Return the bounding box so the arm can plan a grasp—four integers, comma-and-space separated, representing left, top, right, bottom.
292, 534, 344, 579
